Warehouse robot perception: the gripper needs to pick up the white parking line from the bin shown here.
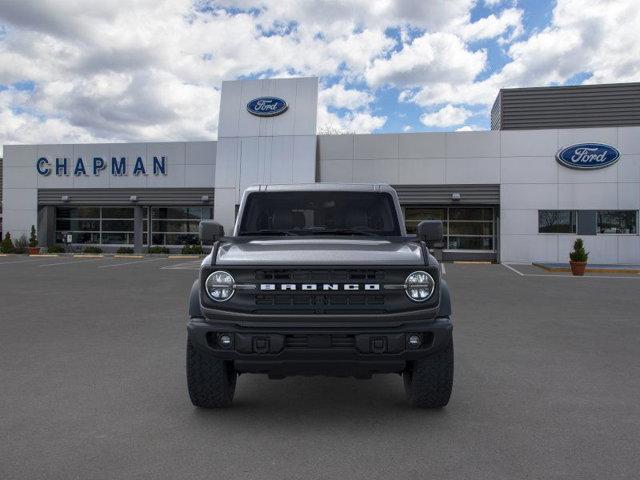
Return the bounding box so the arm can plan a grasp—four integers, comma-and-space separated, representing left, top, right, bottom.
441, 264, 446, 275
502, 263, 524, 276
38, 258, 103, 267
98, 257, 165, 269
502, 263, 640, 280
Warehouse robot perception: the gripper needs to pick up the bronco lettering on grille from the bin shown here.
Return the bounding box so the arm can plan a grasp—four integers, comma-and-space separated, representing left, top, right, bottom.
260, 284, 380, 291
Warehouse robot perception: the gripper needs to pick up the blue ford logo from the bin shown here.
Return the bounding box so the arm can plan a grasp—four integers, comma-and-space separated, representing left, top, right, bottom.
556, 143, 620, 170
247, 97, 288, 117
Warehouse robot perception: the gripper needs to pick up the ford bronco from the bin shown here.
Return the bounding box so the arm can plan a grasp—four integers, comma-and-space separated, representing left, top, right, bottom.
187, 184, 453, 408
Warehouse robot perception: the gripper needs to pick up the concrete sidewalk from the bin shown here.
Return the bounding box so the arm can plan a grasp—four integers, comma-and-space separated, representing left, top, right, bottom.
533, 262, 640, 274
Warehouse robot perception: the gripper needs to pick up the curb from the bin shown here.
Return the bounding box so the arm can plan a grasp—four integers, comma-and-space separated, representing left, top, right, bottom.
533, 263, 640, 275
453, 261, 492, 265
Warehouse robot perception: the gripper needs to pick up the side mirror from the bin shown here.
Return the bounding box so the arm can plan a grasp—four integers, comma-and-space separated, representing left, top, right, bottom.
417, 220, 443, 244
199, 221, 225, 245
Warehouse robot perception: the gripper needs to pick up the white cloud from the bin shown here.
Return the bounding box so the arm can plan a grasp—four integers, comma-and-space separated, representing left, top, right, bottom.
456, 125, 484, 131
366, 32, 486, 88
420, 105, 472, 127
404, 0, 640, 110
213, 0, 475, 33
317, 82, 384, 133
317, 106, 386, 134
458, 7, 523, 42
402, 125, 413, 132
0, 0, 638, 148
319, 84, 373, 110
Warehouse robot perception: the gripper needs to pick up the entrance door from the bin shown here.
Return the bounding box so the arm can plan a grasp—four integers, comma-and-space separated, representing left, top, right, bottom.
403, 205, 497, 261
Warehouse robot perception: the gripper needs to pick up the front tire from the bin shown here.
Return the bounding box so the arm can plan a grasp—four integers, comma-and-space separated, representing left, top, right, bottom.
403, 336, 453, 408
187, 339, 237, 408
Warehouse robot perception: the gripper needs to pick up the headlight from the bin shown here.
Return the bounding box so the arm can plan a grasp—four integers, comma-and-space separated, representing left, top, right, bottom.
405, 271, 435, 302
205, 270, 235, 302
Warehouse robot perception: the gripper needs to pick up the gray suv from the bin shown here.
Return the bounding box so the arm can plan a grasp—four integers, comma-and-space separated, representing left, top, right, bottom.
187, 184, 453, 408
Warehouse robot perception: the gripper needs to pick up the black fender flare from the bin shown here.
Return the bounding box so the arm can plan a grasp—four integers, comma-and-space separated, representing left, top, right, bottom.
188, 279, 203, 317
438, 279, 452, 318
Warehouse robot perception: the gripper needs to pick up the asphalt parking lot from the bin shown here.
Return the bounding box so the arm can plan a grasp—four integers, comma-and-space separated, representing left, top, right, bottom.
1, 256, 639, 479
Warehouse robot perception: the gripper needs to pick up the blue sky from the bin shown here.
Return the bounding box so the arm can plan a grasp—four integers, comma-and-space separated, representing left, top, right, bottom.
0, 0, 638, 150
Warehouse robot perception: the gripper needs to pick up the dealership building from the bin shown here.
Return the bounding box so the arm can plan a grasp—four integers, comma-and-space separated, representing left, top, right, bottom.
1, 78, 639, 263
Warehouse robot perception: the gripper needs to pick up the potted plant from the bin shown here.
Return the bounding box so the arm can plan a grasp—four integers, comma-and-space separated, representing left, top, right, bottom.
0, 232, 15, 254
569, 238, 589, 276
28, 225, 40, 254
13, 235, 28, 254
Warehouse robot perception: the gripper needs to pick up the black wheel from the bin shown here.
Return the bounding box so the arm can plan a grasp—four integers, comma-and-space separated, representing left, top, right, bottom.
403, 336, 454, 408
187, 339, 237, 408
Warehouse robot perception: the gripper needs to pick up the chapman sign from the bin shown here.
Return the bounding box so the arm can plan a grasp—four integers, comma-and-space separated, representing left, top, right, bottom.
246, 97, 288, 117
556, 143, 620, 170
36, 156, 168, 177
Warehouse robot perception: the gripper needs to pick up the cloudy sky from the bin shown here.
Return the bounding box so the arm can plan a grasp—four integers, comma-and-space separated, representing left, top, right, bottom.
0, 0, 638, 153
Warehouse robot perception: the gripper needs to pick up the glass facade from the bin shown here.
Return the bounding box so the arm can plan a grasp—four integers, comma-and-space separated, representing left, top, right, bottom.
55, 206, 213, 246
404, 206, 495, 251
56, 207, 142, 245
597, 210, 637, 234
538, 210, 577, 233
538, 210, 638, 235
150, 206, 213, 245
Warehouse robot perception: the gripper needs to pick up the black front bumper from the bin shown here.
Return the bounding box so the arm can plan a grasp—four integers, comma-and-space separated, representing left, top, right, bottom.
187, 316, 452, 377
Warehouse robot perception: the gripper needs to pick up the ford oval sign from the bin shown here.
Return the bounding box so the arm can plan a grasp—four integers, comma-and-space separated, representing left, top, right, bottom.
247, 97, 288, 117
556, 143, 620, 170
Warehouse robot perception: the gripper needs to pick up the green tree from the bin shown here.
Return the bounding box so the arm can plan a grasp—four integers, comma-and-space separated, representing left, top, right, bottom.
569, 238, 589, 262
29, 225, 38, 248
1, 232, 15, 253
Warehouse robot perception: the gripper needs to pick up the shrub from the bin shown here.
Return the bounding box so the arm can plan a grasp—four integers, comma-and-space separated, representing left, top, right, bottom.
148, 246, 170, 254
29, 225, 38, 248
116, 247, 135, 254
47, 244, 65, 254
181, 243, 204, 255
14, 235, 29, 254
83, 246, 103, 254
569, 238, 589, 262
0, 233, 15, 253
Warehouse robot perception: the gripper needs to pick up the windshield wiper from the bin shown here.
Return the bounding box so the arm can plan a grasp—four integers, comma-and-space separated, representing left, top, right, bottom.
240, 229, 299, 236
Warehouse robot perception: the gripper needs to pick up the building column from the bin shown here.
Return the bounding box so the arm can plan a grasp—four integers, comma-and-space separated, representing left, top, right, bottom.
37, 206, 56, 248
133, 206, 144, 253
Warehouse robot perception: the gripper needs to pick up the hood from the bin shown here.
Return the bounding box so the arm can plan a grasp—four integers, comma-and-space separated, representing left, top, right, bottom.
215, 238, 424, 266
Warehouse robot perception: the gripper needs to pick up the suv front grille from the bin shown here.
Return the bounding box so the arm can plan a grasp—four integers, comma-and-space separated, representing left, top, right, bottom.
255, 292, 385, 307
255, 269, 385, 282
285, 334, 356, 349
203, 267, 434, 315
253, 269, 387, 310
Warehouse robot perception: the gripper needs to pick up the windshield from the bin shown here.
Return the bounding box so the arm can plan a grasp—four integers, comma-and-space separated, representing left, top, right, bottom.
238, 191, 401, 236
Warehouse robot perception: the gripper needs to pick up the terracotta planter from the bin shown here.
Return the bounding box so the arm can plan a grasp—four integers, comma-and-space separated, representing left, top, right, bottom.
28, 246, 40, 255
569, 261, 587, 276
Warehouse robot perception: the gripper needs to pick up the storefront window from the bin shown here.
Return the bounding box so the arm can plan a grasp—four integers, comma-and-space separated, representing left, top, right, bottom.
56, 207, 101, 244
404, 206, 495, 251
150, 206, 214, 245
55, 206, 140, 245
404, 208, 446, 234
597, 211, 638, 234
538, 210, 577, 233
